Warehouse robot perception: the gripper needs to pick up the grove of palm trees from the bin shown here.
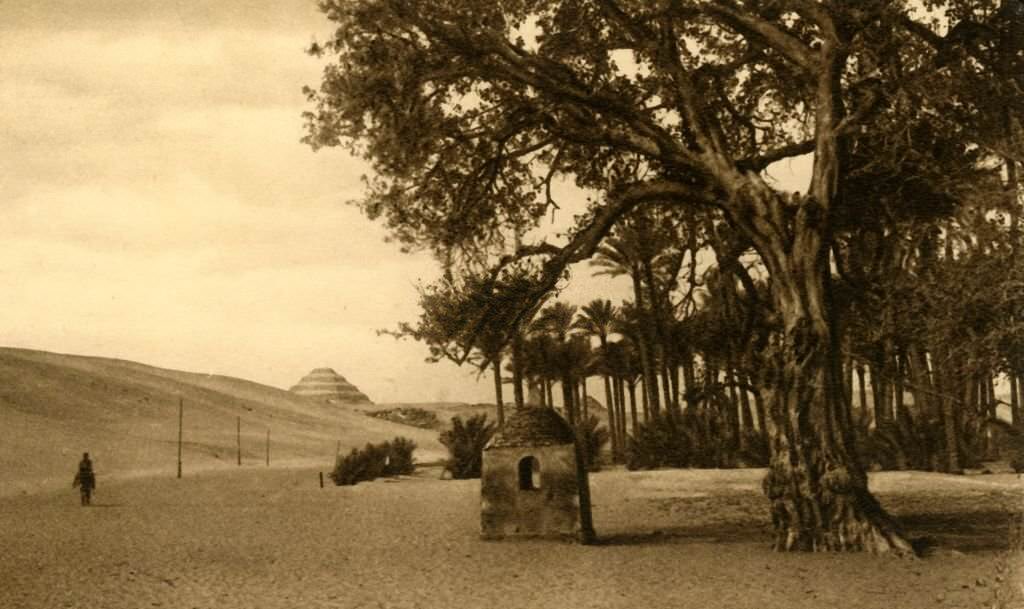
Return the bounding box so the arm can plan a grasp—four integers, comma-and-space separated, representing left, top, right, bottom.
305, 0, 1023, 557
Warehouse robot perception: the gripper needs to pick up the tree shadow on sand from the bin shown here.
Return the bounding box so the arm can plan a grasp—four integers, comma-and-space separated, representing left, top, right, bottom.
594, 508, 1019, 554
901, 510, 1020, 554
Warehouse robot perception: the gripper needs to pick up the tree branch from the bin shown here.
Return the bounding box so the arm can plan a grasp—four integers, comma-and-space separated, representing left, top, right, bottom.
703, 1, 818, 74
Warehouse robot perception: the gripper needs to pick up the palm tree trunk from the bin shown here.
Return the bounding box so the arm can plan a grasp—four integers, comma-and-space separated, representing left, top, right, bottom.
844, 357, 854, 413
681, 350, 696, 410
940, 379, 962, 473
581, 378, 589, 421
1011, 372, 1021, 427
725, 364, 741, 447
855, 364, 869, 426
615, 376, 627, 449
749, 373, 766, 436
598, 335, 618, 458
986, 375, 997, 459
737, 368, 754, 431
512, 334, 525, 410
603, 373, 618, 460
671, 363, 681, 414
492, 359, 505, 427
640, 377, 649, 419
631, 269, 661, 414
660, 358, 674, 416
893, 352, 907, 422
561, 377, 576, 425
627, 379, 639, 431
869, 360, 887, 428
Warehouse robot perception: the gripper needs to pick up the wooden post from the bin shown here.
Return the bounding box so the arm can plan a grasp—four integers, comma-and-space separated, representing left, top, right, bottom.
265, 429, 270, 467
177, 398, 183, 479
237, 416, 241, 466
319, 471, 324, 488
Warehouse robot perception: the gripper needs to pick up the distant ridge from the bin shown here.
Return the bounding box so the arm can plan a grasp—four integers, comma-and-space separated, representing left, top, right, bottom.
289, 367, 372, 404
0, 347, 439, 497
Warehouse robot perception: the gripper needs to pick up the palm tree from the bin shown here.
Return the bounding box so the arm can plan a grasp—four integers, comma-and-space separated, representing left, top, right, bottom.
531, 302, 583, 423
575, 299, 622, 459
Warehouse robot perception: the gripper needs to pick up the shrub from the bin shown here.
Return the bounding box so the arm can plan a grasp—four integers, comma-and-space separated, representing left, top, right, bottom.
386, 436, 417, 475
738, 427, 770, 467
329, 437, 417, 486
853, 408, 952, 472
439, 414, 496, 479
626, 409, 755, 471
575, 415, 610, 472
625, 414, 691, 470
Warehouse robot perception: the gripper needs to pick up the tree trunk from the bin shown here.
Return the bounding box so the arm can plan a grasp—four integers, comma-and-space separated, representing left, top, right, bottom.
627, 380, 639, 431
546, 381, 554, 411
985, 375, 997, 459
681, 350, 696, 411
492, 358, 505, 428
738, 369, 755, 431
750, 373, 767, 436
603, 374, 618, 460
616, 376, 628, 447
561, 377, 576, 425
640, 377, 649, 419
855, 364, 869, 427
756, 222, 913, 554
869, 358, 889, 429
581, 378, 589, 421
1012, 373, 1021, 428
631, 268, 661, 414
905, 346, 935, 420
670, 362, 682, 415
574, 380, 583, 422
511, 335, 525, 410
843, 357, 854, 415
725, 365, 742, 446
660, 360, 675, 416
893, 352, 907, 423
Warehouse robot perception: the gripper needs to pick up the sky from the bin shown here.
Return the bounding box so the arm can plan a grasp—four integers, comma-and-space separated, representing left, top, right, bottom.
0, 0, 624, 403
0, 1, 810, 404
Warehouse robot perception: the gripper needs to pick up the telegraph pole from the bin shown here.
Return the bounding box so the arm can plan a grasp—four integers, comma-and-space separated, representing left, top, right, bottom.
265, 428, 270, 467
177, 398, 183, 479
237, 416, 242, 466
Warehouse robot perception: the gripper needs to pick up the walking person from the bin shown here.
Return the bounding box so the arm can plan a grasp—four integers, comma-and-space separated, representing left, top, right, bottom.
72, 452, 96, 506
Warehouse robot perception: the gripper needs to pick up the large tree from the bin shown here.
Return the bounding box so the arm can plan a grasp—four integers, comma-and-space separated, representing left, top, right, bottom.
304, 0, 1013, 554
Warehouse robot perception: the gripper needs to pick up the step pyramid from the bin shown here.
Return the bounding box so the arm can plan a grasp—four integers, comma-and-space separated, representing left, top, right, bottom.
289, 367, 372, 404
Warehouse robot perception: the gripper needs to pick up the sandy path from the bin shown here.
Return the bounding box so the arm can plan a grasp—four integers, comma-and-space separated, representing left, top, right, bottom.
1, 467, 1020, 609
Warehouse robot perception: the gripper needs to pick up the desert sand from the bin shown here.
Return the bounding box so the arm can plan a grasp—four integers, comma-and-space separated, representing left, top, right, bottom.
1, 465, 1021, 609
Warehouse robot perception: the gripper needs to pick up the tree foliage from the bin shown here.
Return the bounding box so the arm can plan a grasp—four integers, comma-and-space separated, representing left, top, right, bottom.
306, 0, 1023, 555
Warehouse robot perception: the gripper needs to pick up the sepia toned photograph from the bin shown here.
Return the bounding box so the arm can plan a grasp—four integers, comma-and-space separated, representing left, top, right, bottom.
1, 1, 1022, 607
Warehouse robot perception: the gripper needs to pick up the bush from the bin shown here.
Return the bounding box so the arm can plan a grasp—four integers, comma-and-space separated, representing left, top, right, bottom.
854, 408, 950, 472
575, 415, 610, 472
329, 437, 418, 486
387, 436, 417, 475
626, 409, 755, 470
625, 414, 691, 470
439, 414, 496, 479
738, 427, 770, 467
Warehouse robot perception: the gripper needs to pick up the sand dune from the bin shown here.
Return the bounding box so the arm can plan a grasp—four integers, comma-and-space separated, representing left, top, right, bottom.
0, 347, 444, 497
